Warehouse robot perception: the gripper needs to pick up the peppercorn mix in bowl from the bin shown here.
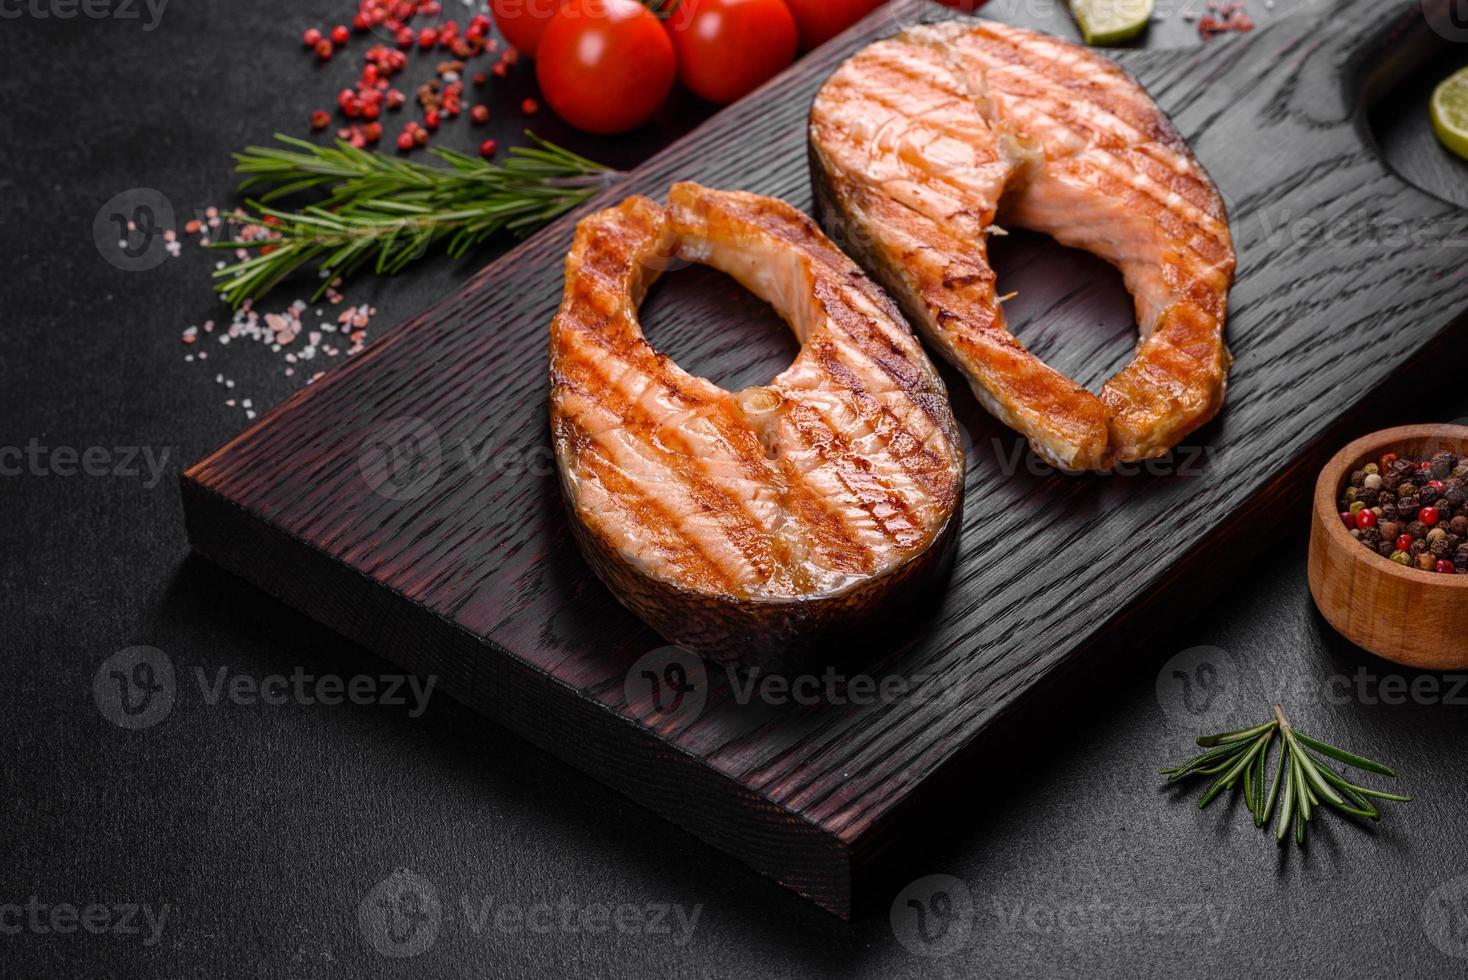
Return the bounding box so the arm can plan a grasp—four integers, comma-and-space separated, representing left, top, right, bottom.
1309, 425, 1468, 671
1336, 449, 1468, 575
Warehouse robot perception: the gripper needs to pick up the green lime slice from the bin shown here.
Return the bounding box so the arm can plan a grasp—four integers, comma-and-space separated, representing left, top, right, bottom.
1069, 0, 1153, 46
1431, 66, 1468, 162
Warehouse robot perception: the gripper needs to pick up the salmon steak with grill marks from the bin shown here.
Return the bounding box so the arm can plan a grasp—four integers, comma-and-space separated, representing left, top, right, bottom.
549, 182, 965, 664
809, 19, 1235, 471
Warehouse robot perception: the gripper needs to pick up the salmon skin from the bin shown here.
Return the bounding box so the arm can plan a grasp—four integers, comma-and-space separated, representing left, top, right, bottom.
809, 20, 1235, 471
549, 183, 965, 665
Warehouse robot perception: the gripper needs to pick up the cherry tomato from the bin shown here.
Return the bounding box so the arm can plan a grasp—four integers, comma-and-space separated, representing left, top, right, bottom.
537, 0, 676, 134
491, 0, 564, 57
666, 0, 797, 104
781, 0, 883, 51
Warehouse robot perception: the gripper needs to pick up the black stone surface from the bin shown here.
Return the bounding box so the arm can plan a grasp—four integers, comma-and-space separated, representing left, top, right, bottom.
3, 1, 1468, 976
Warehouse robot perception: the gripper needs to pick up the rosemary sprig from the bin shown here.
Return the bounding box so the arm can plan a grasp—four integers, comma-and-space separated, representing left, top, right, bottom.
1161, 704, 1410, 846
210, 133, 619, 307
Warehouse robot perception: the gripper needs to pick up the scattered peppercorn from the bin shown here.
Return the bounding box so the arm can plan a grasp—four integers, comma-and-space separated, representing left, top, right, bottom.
1338, 447, 1468, 574
300, 0, 494, 153
1199, 2, 1254, 41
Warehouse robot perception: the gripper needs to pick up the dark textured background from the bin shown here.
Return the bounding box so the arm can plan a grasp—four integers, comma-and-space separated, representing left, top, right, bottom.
3, 0, 1468, 976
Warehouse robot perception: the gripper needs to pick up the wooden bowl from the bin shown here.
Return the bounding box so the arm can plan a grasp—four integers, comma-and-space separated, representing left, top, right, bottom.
1308, 425, 1468, 670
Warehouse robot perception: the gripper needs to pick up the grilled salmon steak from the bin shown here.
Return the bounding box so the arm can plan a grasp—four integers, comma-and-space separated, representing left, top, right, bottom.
809, 20, 1235, 471
549, 183, 965, 663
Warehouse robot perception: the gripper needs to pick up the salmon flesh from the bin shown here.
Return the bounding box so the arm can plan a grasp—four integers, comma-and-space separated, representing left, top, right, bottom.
549, 182, 966, 663
809, 19, 1236, 471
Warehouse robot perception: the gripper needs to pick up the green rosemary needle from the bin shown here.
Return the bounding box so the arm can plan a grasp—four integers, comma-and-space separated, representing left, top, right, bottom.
210, 133, 620, 308
1161, 704, 1410, 846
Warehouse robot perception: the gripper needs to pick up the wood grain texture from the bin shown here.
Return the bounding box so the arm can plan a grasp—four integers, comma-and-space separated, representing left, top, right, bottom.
1308, 425, 1468, 670
182, 0, 1468, 916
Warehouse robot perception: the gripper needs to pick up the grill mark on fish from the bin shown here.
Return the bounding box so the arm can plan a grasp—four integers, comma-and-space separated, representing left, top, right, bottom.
810, 279, 962, 449
553, 349, 782, 585
813, 173, 1113, 462
572, 435, 739, 594
550, 184, 963, 638
558, 337, 879, 581
808, 336, 958, 507
780, 400, 924, 552
955, 25, 1182, 146
810, 19, 1234, 469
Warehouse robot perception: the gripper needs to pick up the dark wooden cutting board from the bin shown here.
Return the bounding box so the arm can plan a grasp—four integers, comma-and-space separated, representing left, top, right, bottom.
181, 0, 1468, 917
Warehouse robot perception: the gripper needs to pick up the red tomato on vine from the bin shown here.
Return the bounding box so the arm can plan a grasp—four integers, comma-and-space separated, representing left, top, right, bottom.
780, 0, 884, 51
665, 0, 798, 104
536, 0, 678, 134
490, 0, 563, 57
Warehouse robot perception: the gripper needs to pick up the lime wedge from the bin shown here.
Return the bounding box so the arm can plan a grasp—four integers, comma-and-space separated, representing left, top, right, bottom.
1431, 66, 1468, 162
1069, 0, 1153, 46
